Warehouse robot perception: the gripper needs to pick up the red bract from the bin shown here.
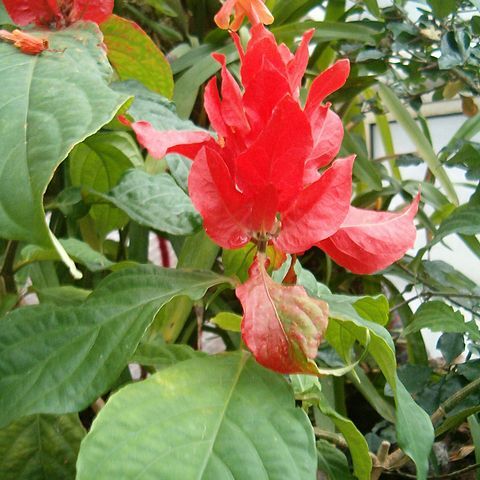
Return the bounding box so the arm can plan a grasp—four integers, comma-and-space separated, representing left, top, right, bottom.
214, 0, 274, 31
236, 257, 329, 374
129, 24, 419, 275
3, 0, 113, 27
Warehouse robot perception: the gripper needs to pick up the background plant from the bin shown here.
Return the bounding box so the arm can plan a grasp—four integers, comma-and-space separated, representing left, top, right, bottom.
0, 1, 479, 479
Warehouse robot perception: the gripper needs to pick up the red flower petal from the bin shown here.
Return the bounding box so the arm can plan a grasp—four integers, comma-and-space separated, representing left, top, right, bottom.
317, 194, 420, 274
304, 59, 350, 116
204, 77, 229, 138
304, 108, 344, 182
236, 257, 329, 375
212, 53, 250, 135
235, 95, 312, 210
276, 156, 355, 253
130, 121, 213, 160
3, 0, 60, 26
287, 29, 314, 97
189, 147, 252, 249
70, 0, 114, 24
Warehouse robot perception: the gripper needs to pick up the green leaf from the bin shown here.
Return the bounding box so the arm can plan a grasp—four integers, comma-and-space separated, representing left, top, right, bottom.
317, 440, 356, 480
101, 15, 173, 98
293, 376, 371, 480
0, 265, 229, 427
19, 238, 115, 273
0, 414, 85, 480
354, 295, 389, 326
320, 293, 434, 480
404, 301, 480, 340
211, 312, 242, 332
0, 24, 128, 275
98, 169, 201, 236
433, 192, 480, 243
76, 352, 317, 479
378, 84, 459, 205
437, 332, 465, 364
272, 21, 377, 44
173, 43, 238, 118
427, 0, 457, 18
132, 343, 206, 370
33, 286, 91, 306
113, 79, 203, 131
70, 132, 142, 238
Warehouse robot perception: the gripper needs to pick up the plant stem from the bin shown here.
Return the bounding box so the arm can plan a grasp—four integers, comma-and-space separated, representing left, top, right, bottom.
0, 240, 18, 295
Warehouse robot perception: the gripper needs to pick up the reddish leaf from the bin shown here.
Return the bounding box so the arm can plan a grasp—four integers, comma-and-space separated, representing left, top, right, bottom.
189, 147, 252, 249
317, 194, 420, 274
70, 0, 113, 24
235, 95, 312, 210
304, 59, 350, 116
236, 257, 329, 374
130, 121, 213, 160
2, 0, 59, 26
276, 156, 355, 253
101, 15, 173, 98
0, 29, 48, 55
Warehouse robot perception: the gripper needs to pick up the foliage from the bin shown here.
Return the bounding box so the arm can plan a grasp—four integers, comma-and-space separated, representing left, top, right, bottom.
0, 1, 479, 479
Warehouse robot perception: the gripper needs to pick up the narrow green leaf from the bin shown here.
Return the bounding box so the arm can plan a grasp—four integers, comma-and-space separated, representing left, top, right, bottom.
97, 169, 201, 236
0, 24, 128, 270
0, 414, 85, 480
467, 414, 480, 480
272, 21, 377, 44
77, 352, 317, 479
101, 15, 173, 98
0, 265, 229, 427
378, 84, 459, 205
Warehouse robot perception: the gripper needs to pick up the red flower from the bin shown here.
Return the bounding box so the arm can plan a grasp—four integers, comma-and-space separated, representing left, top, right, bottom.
0, 29, 48, 55
214, 0, 274, 31
3, 0, 113, 28
130, 25, 419, 275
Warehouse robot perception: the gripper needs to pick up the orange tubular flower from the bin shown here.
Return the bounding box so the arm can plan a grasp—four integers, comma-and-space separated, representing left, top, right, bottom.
0, 29, 48, 55
214, 0, 274, 30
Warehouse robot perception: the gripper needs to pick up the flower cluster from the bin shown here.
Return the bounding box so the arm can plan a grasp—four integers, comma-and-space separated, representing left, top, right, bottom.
214, 0, 273, 31
130, 25, 419, 275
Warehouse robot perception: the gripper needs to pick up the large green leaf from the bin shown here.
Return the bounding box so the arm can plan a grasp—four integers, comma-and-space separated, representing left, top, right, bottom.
378, 84, 459, 205
320, 293, 434, 480
0, 414, 85, 480
0, 24, 128, 274
101, 15, 173, 98
76, 352, 317, 479
70, 131, 142, 238
0, 265, 229, 428
98, 169, 201, 235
